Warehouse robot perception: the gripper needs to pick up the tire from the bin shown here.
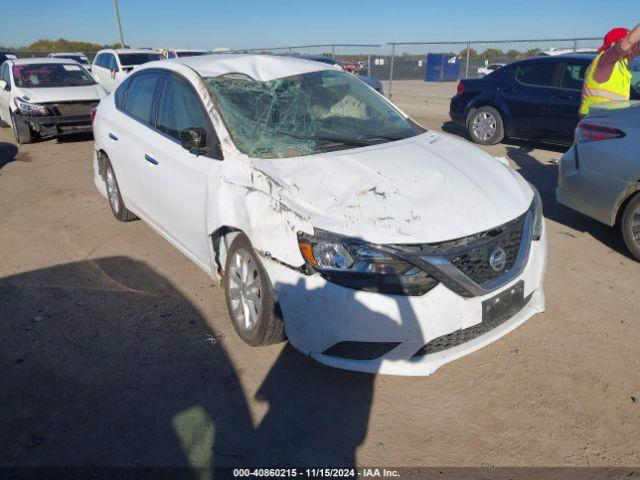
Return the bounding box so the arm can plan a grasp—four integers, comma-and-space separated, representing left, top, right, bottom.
621, 193, 640, 261
11, 112, 34, 144
224, 234, 285, 347
104, 159, 138, 222
467, 106, 504, 145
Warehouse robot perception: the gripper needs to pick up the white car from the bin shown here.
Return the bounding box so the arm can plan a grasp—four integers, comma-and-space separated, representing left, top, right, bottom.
47, 52, 92, 71
92, 54, 547, 376
0, 58, 105, 144
477, 63, 505, 77
91, 49, 164, 92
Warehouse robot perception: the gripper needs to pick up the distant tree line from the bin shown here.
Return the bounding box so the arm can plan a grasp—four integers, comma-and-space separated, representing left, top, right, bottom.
1, 38, 124, 52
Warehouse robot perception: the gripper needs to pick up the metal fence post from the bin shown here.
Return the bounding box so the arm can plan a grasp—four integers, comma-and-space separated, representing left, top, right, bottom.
465, 41, 471, 79
389, 44, 396, 99
367, 54, 371, 77
331, 45, 336, 59
573, 38, 578, 52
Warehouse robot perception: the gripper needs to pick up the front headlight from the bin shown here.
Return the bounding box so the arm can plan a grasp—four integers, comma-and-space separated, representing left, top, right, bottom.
298, 230, 438, 295
531, 185, 544, 241
14, 97, 49, 115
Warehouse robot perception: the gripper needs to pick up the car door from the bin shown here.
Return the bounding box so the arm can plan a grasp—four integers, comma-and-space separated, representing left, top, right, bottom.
140, 71, 224, 268
0, 63, 12, 123
548, 60, 589, 143
109, 70, 163, 214
498, 60, 560, 140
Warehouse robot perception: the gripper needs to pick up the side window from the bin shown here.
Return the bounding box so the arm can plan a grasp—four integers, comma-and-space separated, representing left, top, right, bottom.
1, 64, 10, 88
156, 73, 213, 141
122, 72, 161, 124
168, 52, 176, 59
114, 76, 132, 110
94, 54, 102, 67
560, 62, 588, 90
106, 54, 118, 70
516, 62, 556, 87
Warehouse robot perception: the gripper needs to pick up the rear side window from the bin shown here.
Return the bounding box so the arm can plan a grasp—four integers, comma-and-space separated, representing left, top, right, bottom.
123, 72, 161, 124
559, 62, 588, 90
114, 76, 132, 109
516, 62, 556, 87
156, 73, 211, 141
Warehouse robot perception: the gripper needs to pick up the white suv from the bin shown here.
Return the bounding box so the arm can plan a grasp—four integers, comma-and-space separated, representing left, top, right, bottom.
92, 55, 547, 375
91, 49, 164, 92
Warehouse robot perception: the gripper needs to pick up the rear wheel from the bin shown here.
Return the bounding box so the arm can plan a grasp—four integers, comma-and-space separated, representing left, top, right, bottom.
467, 106, 504, 145
11, 113, 34, 144
621, 193, 640, 261
104, 159, 137, 222
224, 234, 285, 347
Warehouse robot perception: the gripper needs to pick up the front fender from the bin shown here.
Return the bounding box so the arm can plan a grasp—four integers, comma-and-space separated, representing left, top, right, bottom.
206, 159, 314, 270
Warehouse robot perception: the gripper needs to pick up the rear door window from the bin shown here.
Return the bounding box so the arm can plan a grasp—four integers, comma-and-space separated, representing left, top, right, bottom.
516, 62, 557, 87
122, 72, 161, 124
559, 62, 588, 90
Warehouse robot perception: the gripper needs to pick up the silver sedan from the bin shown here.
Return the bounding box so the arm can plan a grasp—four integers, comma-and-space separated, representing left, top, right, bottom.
557, 101, 640, 260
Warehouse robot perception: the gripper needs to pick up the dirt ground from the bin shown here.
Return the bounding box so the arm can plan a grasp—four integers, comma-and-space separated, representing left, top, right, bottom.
1, 80, 639, 472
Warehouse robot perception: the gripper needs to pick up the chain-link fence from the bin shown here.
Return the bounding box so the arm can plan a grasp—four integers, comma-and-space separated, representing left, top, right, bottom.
385, 38, 601, 97
11, 38, 604, 98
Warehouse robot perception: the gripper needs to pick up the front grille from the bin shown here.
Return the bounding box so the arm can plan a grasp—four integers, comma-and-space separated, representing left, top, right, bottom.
412, 292, 533, 357
44, 101, 98, 117
322, 341, 401, 360
447, 215, 526, 287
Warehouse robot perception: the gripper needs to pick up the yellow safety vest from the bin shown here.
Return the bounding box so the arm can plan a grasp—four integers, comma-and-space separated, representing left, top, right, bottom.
579, 53, 632, 116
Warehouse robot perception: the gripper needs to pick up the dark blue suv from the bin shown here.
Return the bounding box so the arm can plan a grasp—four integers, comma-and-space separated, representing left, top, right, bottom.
450, 54, 640, 146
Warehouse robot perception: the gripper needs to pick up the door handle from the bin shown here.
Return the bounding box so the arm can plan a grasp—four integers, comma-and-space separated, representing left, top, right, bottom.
501, 87, 516, 93
552, 94, 574, 100
108, 132, 118, 141
144, 154, 158, 165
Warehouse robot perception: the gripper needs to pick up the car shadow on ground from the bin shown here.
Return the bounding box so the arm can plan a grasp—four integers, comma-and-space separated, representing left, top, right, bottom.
504, 145, 634, 260
56, 132, 94, 144
0, 256, 424, 475
0, 141, 19, 170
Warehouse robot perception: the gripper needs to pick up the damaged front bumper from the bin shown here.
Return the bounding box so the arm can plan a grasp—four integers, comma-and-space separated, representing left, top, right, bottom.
16, 112, 93, 139
261, 226, 547, 376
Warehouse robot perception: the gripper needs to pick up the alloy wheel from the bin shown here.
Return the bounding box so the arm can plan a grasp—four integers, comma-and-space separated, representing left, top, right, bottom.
227, 248, 262, 331
472, 111, 497, 141
632, 205, 640, 247
105, 167, 120, 214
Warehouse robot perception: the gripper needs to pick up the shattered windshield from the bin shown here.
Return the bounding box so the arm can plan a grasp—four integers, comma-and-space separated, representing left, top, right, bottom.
205, 70, 423, 159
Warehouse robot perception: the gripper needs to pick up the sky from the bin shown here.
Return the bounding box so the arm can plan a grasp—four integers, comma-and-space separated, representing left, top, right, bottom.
0, 0, 636, 51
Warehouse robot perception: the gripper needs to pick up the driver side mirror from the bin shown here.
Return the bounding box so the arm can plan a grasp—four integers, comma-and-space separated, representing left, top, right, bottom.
0, 80, 8, 91
180, 127, 208, 155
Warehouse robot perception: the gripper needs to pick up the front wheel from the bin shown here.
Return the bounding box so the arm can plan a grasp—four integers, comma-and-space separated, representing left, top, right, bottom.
11, 113, 34, 144
467, 106, 504, 145
621, 193, 640, 261
224, 234, 285, 347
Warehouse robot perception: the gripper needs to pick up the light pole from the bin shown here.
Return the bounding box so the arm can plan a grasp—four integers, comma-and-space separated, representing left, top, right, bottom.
113, 0, 125, 48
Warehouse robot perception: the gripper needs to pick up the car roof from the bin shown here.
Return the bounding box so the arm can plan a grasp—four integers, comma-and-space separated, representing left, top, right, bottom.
97, 48, 162, 55
10, 58, 82, 65
157, 54, 342, 82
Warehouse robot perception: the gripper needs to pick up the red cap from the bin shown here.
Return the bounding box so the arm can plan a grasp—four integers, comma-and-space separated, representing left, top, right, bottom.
600, 28, 629, 52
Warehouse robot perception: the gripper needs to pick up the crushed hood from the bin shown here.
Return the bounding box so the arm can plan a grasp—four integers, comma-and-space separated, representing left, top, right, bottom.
16, 85, 105, 104
251, 131, 533, 244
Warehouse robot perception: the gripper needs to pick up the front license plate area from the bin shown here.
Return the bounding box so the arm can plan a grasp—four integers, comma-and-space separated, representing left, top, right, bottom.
482, 281, 525, 326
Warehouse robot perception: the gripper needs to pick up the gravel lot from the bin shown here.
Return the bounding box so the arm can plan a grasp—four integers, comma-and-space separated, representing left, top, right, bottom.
1, 80, 639, 471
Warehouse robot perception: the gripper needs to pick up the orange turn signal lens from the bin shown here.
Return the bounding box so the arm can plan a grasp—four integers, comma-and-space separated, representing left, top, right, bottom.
298, 242, 317, 266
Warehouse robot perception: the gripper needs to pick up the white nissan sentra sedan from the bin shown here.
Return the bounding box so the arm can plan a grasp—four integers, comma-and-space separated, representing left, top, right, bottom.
92, 55, 547, 375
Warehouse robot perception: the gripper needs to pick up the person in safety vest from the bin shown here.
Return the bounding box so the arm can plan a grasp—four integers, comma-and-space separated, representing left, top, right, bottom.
580, 25, 640, 117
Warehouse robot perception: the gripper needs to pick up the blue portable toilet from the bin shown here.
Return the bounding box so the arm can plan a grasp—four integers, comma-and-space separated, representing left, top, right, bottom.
425, 53, 460, 81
